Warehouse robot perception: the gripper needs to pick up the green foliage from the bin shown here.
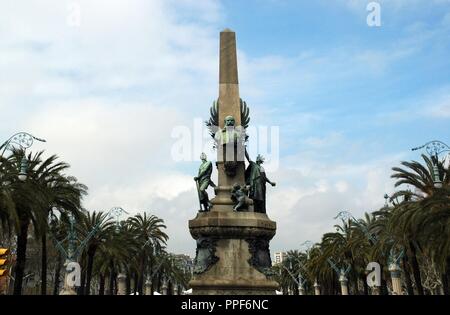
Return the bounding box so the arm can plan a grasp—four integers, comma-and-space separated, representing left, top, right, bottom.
279, 154, 450, 295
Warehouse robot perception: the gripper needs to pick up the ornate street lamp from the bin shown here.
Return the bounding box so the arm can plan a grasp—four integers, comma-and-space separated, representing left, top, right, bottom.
1, 132, 46, 156
109, 206, 129, 231
280, 260, 300, 295
1, 132, 46, 181
300, 240, 313, 255
412, 140, 450, 188
384, 193, 389, 206
52, 207, 129, 294
18, 156, 28, 181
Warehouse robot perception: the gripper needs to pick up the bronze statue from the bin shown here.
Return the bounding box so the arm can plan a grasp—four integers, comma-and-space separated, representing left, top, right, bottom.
214, 115, 242, 146
231, 183, 249, 212
194, 153, 216, 212
245, 153, 276, 213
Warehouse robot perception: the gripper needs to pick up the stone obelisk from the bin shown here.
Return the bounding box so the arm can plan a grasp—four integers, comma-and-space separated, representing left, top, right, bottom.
188, 29, 278, 295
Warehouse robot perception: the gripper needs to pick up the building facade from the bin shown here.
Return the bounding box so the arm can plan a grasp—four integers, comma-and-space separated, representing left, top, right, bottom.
273, 252, 287, 265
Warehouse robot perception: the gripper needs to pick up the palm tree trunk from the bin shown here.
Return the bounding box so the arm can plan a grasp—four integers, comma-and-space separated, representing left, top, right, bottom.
138, 254, 146, 295
109, 272, 115, 295
408, 241, 424, 295
78, 256, 87, 295
352, 275, 358, 295
443, 256, 450, 295
84, 246, 97, 295
402, 256, 414, 295
108, 260, 115, 295
13, 217, 30, 295
40, 232, 47, 295
362, 274, 368, 295
53, 252, 62, 295
113, 274, 118, 294
133, 272, 138, 294
381, 278, 389, 295
99, 274, 105, 295
149, 254, 154, 295
379, 264, 388, 295
126, 271, 131, 295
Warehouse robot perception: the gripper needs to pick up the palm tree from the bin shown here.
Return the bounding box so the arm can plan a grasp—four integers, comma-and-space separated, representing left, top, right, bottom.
38, 174, 87, 295
78, 211, 115, 295
0, 154, 16, 236
279, 250, 309, 295
348, 213, 379, 295
128, 213, 168, 295
390, 154, 450, 294
322, 219, 362, 294
418, 186, 450, 294
48, 215, 68, 295
151, 251, 187, 295
95, 219, 140, 295
0, 150, 86, 295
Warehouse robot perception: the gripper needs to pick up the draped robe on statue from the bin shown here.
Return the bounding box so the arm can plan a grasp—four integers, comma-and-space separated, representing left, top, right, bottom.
245, 161, 268, 213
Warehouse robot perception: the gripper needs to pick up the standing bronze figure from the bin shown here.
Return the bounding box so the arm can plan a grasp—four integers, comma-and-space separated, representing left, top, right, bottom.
245, 153, 276, 213
194, 153, 216, 212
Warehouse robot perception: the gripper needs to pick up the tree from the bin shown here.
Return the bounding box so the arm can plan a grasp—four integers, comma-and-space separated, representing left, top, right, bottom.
38, 174, 87, 295
0, 150, 86, 295
390, 154, 450, 294
128, 213, 168, 295
78, 211, 115, 295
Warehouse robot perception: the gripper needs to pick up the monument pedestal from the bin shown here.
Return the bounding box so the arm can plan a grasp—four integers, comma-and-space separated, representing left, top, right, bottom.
189, 211, 277, 295
188, 28, 278, 295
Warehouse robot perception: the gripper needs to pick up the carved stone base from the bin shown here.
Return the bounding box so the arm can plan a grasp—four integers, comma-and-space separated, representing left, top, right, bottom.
189, 211, 278, 295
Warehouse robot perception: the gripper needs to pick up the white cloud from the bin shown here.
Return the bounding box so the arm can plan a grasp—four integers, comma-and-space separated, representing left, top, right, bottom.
0, 0, 222, 256
267, 153, 401, 252
335, 180, 349, 193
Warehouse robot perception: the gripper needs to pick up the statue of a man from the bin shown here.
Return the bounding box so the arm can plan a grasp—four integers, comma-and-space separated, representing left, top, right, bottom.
214, 116, 243, 146
245, 153, 276, 213
194, 153, 216, 212
214, 116, 246, 175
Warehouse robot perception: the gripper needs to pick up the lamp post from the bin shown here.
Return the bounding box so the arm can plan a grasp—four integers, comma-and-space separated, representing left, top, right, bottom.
0, 132, 46, 181
144, 277, 152, 295
117, 273, 127, 295
384, 193, 389, 206
339, 273, 349, 295
327, 257, 351, 295
161, 276, 168, 295
298, 240, 316, 295
298, 274, 306, 295
388, 263, 402, 295
383, 194, 406, 295
281, 259, 307, 295
412, 140, 450, 188
281, 248, 314, 295
314, 280, 321, 296
52, 207, 128, 295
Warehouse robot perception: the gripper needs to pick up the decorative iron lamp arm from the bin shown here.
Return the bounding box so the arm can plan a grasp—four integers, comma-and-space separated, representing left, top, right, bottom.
412, 140, 450, 188
1, 132, 46, 156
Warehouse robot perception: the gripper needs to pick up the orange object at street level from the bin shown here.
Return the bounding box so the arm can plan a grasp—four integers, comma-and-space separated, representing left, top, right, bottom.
0, 248, 8, 273
0, 248, 9, 294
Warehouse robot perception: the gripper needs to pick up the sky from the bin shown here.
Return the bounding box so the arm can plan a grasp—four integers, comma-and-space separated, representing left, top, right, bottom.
1, 0, 449, 257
